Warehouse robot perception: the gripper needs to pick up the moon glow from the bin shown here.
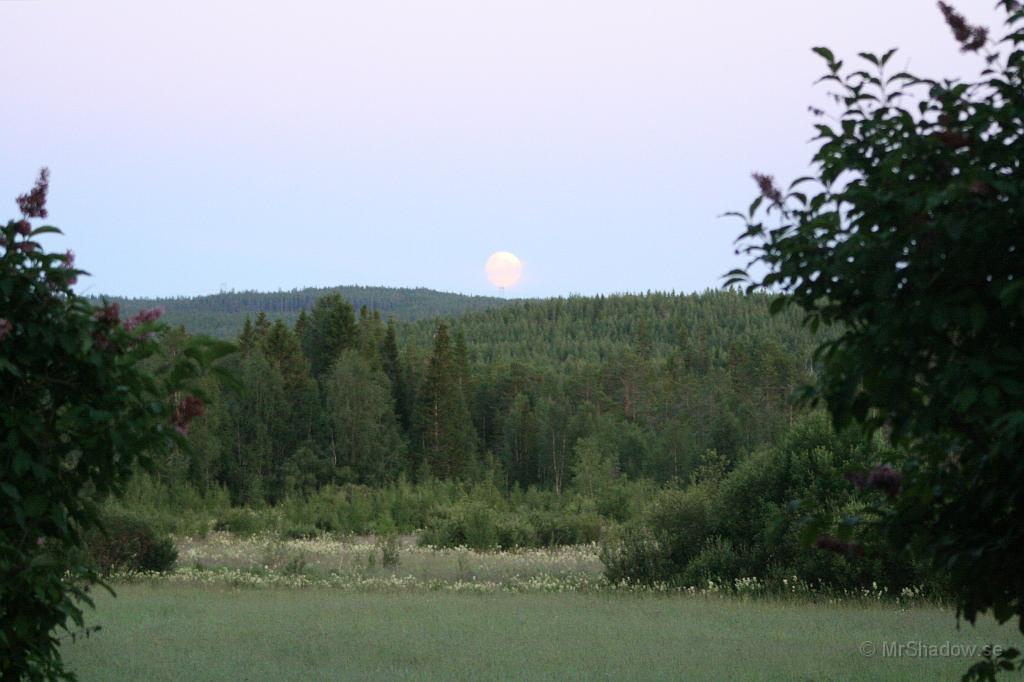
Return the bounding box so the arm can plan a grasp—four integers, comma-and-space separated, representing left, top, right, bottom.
485, 251, 523, 288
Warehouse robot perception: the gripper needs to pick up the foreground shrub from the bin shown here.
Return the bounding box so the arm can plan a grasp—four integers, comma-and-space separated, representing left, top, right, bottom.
728, 3, 1024, 675
85, 512, 178, 575
0, 170, 232, 680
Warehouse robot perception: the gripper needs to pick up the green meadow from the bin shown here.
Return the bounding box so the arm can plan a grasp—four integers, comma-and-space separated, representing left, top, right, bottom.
62, 584, 1016, 681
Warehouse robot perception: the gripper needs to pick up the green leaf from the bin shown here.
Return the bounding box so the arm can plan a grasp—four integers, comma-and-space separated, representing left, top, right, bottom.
0, 482, 20, 500
0, 358, 22, 377
749, 195, 764, 217
769, 296, 788, 314
29, 226, 63, 237
812, 46, 835, 63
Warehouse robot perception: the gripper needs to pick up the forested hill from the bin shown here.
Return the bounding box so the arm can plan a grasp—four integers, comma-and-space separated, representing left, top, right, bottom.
92, 285, 512, 338
400, 290, 817, 368
149, 287, 823, 500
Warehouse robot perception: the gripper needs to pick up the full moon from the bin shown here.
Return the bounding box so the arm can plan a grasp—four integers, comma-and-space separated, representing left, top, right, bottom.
485, 251, 523, 289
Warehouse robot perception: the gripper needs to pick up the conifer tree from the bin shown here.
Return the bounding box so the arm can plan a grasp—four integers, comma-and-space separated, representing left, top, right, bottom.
238, 315, 256, 355
380, 319, 410, 432
453, 328, 472, 395
414, 322, 477, 479
356, 305, 385, 369
253, 310, 271, 340
294, 308, 309, 341
305, 293, 357, 377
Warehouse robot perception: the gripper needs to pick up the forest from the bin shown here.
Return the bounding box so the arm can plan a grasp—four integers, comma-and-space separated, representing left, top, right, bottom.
108, 288, 930, 595
148, 289, 818, 501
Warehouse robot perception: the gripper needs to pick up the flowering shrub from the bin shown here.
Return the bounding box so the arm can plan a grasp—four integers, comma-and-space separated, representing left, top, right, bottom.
727, 3, 1024, 677
0, 170, 233, 680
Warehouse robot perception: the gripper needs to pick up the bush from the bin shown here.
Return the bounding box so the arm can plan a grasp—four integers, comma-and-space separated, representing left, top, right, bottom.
0, 171, 232, 680
85, 512, 178, 575
599, 526, 666, 586
377, 535, 401, 568
494, 515, 537, 549
528, 510, 602, 546
419, 501, 603, 550
680, 536, 747, 587
461, 504, 499, 550
729, 2, 1024, 658
420, 502, 500, 550
601, 415, 933, 592
213, 507, 274, 536
280, 523, 321, 540
647, 486, 710, 569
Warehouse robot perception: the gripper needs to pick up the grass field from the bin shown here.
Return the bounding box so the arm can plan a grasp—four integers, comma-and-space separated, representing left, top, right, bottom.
62, 584, 1018, 681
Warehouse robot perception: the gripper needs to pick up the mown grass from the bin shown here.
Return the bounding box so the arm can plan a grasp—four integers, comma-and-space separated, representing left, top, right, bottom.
63, 585, 1018, 681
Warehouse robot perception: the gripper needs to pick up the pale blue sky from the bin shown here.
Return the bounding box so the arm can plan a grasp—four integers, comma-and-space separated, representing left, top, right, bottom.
1, 0, 1003, 298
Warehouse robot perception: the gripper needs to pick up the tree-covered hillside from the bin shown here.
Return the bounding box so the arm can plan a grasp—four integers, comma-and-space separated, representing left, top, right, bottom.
93, 285, 512, 338
401, 290, 817, 366
150, 289, 821, 502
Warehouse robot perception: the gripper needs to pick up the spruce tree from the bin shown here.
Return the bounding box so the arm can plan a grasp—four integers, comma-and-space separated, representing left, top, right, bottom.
305, 293, 357, 377
380, 319, 410, 433
294, 308, 309, 342
238, 315, 256, 355
414, 322, 477, 479
253, 310, 271, 340
356, 304, 385, 369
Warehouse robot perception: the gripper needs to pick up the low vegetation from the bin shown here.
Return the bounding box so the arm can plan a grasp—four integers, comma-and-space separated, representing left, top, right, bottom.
61, 586, 1017, 682
105, 412, 938, 599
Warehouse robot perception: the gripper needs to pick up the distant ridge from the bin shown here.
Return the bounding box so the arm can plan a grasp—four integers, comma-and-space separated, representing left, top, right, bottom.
93, 285, 513, 339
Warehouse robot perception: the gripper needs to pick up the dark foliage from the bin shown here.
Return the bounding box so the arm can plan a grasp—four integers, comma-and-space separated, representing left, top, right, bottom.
600, 414, 925, 592
0, 171, 233, 681
726, 2, 1024, 677
84, 512, 178, 575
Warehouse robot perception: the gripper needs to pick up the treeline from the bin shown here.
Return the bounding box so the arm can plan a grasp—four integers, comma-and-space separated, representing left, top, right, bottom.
161, 290, 819, 505
97, 285, 512, 338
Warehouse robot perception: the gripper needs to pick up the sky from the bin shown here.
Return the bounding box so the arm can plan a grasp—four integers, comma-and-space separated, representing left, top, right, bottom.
1, 0, 1006, 299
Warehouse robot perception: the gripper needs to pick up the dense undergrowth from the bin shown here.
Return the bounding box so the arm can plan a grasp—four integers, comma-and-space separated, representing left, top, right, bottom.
98, 414, 942, 600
